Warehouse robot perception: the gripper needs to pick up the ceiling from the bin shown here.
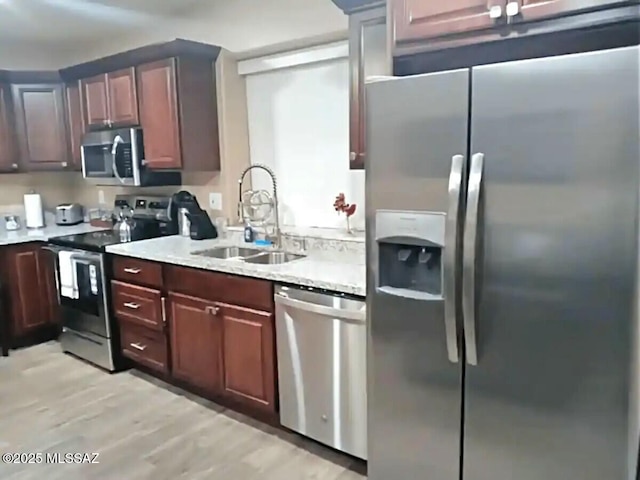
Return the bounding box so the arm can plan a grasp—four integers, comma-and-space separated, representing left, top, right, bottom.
0, 0, 208, 42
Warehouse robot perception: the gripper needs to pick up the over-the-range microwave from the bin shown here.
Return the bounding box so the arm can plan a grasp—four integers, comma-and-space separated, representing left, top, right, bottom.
80, 127, 182, 187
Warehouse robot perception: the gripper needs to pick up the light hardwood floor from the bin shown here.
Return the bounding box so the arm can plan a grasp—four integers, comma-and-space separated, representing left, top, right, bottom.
0, 342, 366, 480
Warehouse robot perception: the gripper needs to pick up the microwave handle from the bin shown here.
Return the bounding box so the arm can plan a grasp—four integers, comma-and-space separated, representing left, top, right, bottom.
111, 135, 127, 185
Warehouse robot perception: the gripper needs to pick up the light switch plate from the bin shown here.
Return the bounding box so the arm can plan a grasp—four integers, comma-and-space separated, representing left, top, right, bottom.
209, 192, 223, 211
98, 190, 105, 205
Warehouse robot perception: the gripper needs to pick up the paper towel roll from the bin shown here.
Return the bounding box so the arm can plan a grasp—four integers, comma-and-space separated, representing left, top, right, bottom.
24, 193, 44, 229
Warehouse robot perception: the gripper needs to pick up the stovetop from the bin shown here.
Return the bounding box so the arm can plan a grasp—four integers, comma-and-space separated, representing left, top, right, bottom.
48, 229, 163, 253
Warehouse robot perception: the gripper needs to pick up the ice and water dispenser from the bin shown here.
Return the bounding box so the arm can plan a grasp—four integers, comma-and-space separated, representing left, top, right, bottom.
375, 210, 445, 300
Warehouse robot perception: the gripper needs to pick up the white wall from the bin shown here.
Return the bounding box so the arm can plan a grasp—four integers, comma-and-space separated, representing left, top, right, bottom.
241, 43, 364, 230
70, 0, 347, 62
0, 40, 75, 69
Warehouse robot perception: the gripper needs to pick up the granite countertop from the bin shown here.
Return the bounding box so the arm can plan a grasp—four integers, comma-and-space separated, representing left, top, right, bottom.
106, 235, 366, 297
0, 224, 105, 246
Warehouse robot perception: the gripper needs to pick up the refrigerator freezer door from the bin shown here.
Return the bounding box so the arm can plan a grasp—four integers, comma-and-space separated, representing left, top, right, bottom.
366, 69, 469, 480
464, 46, 640, 480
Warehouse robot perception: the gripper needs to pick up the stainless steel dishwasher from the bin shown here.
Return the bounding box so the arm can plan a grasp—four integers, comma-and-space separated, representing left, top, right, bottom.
275, 284, 367, 460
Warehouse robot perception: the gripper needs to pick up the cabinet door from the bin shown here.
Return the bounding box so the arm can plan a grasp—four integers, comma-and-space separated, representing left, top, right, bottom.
65, 82, 85, 170
7, 245, 48, 337
393, 0, 503, 43
349, 8, 389, 170
12, 84, 70, 170
81, 74, 109, 128
220, 304, 276, 412
168, 292, 223, 393
519, 0, 630, 21
137, 59, 182, 169
0, 85, 17, 173
36, 246, 59, 325
107, 67, 139, 126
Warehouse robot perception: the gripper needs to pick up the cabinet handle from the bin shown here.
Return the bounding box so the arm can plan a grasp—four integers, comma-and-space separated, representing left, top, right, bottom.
123, 268, 141, 274
349, 152, 357, 161
205, 306, 220, 316
130, 342, 146, 351
161, 297, 167, 324
11, 163, 18, 170
506, 1, 520, 17
123, 302, 140, 310
61, 162, 68, 168
489, 5, 503, 19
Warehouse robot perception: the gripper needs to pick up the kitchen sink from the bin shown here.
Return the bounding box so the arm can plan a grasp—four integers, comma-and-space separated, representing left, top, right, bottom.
192, 247, 264, 259
242, 252, 307, 265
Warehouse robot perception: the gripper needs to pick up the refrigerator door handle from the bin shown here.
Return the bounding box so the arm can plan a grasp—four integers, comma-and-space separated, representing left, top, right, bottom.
463, 152, 484, 366
443, 154, 465, 363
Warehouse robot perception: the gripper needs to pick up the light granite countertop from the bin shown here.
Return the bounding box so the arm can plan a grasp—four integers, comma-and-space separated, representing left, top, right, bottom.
0, 224, 106, 246
106, 235, 366, 297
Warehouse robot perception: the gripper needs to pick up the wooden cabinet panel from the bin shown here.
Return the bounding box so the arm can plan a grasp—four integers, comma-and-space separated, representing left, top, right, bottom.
112, 280, 164, 331
165, 265, 273, 311
12, 84, 70, 170
137, 59, 182, 169
349, 8, 389, 169
112, 256, 163, 288
220, 304, 276, 412
81, 74, 109, 128
65, 82, 85, 170
120, 321, 169, 374
519, 0, 628, 21
37, 246, 59, 325
393, 0, 501, 43
168, 292, 223, 393
107, 68, 138, 126
6, 244, 51, 337
0, 85, 17, 173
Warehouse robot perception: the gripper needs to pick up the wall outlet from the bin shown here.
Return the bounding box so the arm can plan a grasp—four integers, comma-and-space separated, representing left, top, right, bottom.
209, 192, 223, 211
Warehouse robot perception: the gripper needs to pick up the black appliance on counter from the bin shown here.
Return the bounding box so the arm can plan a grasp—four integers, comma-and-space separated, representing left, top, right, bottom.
171, 190, 218, 240
46, 194, 178, 372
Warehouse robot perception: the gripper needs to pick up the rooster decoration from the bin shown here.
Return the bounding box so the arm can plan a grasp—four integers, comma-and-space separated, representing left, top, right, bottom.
333, 193, 357, 234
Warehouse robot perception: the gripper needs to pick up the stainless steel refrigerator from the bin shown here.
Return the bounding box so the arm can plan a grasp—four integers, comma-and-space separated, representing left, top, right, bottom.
366, 45, 639, 480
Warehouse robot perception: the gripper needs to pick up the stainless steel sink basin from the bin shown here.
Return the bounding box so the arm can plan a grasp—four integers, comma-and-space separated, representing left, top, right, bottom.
192, 247, 264, 259
242, 251, 306, 265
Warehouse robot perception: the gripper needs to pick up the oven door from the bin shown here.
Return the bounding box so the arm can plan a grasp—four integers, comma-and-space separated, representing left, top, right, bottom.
44, 246, 111, 338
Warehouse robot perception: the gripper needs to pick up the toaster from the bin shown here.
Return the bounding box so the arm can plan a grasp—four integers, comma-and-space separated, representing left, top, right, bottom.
56, 204, 84, 226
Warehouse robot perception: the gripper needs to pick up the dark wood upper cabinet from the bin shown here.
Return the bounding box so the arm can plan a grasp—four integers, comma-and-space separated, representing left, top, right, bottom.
137, 57, 219, 171
169, 292, 223, 394
392, 0, 503, 44
81, 68, 138, 129
81, 74, 109, 128
518, 0, 631, 22
107, 67, 138, 126
11, 84, 70, 171
348, 6, 390, 169
137, 59, 182, 170
65, 82, 85, 170
220, 304, 276, 413
0, 84, 17, 173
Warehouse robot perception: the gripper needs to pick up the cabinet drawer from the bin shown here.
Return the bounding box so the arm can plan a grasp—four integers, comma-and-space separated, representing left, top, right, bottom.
112, 281, 164, 331
120, 322, 168, 374
112, 256, 163, 288
165, 265, 273, 311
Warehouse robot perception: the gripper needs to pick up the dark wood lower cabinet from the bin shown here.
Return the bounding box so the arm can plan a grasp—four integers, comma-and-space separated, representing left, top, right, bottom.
220, 304, 276, 413
0, 243, 58, 341
112, 256, 278, 422
168, 292, 223, 394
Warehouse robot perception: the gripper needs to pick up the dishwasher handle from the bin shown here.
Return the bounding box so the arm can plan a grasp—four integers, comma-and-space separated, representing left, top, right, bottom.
275, 293, 365, 324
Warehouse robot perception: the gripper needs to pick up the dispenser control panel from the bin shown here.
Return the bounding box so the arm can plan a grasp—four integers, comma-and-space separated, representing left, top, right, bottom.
375, 210, 446, 301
